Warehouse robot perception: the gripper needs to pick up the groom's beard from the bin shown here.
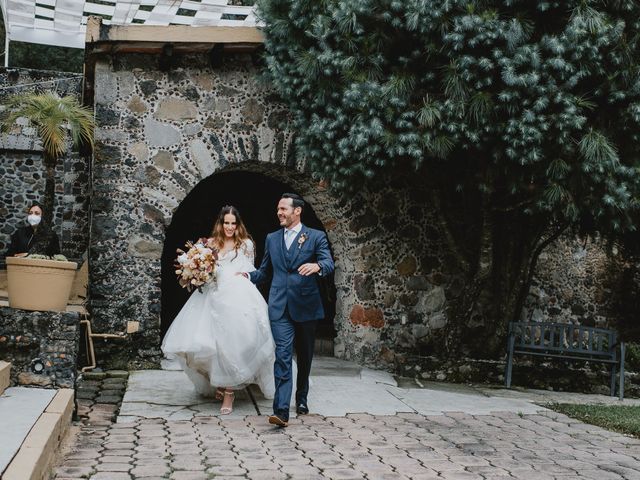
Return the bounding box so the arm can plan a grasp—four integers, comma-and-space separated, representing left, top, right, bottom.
279, 217, 300, 228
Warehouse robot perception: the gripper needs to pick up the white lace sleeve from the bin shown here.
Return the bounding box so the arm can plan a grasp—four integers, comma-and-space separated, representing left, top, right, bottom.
243, 239, 256, 265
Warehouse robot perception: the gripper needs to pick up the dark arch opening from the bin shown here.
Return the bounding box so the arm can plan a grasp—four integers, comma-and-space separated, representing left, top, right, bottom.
160, 170, 336, 345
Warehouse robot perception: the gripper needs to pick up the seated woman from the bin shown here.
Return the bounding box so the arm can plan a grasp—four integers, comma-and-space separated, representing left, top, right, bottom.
6, 202, 60, 257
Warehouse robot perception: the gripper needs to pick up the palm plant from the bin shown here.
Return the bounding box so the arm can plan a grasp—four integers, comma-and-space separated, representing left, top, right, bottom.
1, 92, 94, 225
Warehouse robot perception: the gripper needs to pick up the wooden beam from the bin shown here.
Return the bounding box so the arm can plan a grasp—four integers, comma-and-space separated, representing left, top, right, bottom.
85, 17, 264, 45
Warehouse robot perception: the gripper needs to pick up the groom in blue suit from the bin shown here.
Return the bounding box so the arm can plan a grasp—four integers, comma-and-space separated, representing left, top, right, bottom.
248, 193, 334, 427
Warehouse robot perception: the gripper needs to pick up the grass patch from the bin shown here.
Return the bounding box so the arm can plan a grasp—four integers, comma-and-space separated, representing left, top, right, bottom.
547, 403, 640, 438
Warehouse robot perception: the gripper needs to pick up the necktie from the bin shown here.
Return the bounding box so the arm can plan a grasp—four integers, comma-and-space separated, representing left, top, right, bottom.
285, 229, 294, 249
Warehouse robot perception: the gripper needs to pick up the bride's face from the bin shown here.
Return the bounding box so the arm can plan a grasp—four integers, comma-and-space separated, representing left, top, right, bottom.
223, 213, 237, 239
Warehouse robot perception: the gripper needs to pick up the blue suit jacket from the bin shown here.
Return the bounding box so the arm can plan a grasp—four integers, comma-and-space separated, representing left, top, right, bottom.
250, 225, 334, 322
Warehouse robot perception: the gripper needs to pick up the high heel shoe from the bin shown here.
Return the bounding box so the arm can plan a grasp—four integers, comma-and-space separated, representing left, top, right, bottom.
220, 390, 235, 415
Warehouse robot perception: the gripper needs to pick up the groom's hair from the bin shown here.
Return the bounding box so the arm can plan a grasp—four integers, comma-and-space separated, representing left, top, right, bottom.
281, 193, 304, 211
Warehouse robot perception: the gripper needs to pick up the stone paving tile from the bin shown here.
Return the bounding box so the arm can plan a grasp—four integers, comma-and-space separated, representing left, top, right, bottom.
355, 463, 398, 477
137, 427, 166, 435
103, 441, 137, 450
579, 472, 625, 480
321, 468, 364, 480
204, 456, 242, 467
244, 470, 289, 480
170, 472, 210, 480
205, 465, 249, 476
89, 473, 132, 480
129, 464, 172, 477
94, 462, 132, 472
406, 473, 440, 480
54, 466, 95, 478
55, 412, 640, 480
133, 457, 170, 466
278, 463, 324, 477
170, 454, 206, 471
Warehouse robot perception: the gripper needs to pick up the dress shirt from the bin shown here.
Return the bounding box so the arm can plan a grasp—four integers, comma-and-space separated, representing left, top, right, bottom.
284, 223, 302, 249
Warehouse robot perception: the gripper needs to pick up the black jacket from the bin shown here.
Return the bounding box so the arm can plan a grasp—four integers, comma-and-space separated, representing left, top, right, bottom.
6, 224, 60, 257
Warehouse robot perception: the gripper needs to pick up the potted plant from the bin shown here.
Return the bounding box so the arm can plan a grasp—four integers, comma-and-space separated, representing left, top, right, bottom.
1, 92, 94, 311
6, 254, 78, 311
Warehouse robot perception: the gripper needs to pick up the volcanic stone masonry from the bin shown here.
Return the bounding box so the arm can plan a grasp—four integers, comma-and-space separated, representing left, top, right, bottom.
0, 308, 80, 388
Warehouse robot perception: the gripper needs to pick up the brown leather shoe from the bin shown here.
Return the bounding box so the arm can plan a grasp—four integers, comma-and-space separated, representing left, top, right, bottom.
268, 415, 288, 427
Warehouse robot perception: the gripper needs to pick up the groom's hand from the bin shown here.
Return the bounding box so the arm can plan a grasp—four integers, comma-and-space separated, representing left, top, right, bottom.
236, 272, 249, 279
298, 263, 320, 276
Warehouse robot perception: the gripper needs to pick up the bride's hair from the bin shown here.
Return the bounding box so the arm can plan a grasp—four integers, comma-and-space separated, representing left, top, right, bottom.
211, 205, 253, 258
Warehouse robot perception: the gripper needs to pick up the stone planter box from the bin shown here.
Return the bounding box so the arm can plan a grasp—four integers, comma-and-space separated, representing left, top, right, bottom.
6, 257, 77, 312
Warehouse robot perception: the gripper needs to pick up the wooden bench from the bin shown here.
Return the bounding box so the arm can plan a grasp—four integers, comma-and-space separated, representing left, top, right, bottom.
505, 321, 625, 400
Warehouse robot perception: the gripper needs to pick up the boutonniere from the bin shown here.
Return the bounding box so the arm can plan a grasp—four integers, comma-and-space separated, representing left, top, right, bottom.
298, 232, 308, 249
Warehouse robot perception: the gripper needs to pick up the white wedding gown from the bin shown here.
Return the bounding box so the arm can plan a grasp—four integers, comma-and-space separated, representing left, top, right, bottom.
161, 239, 276, 398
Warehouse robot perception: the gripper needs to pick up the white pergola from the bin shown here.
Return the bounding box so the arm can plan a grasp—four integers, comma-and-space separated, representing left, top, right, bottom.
0, 0, 259, 66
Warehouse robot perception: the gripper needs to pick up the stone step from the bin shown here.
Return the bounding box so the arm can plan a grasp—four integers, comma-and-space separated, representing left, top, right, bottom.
1, 388, 74, 480
0, 361, 10, 396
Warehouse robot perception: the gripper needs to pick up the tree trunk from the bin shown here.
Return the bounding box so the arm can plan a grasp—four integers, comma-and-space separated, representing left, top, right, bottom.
43, 154, 56, 226
444, 225, 532, 358
421, 162, 572, 359
443, 193, 495, 355
433, 184, 563, 359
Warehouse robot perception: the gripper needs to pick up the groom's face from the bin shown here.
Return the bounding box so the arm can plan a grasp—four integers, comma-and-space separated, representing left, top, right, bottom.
277, 198, 301, 228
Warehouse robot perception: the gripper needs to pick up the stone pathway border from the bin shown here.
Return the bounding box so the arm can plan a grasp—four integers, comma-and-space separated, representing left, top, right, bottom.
4, 389, 74, 480
0, 360, 10, 394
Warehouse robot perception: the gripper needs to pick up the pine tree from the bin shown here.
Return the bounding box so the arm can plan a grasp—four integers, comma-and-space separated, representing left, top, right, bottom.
258, 0, 640, 356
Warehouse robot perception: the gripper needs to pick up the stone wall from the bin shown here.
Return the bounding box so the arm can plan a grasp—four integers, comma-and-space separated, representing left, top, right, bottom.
522, 235, 618, 328
89, 51, 456, 369
393, 233, 639, 395
0, 68, 90, 261
0, 309, 80, 389
0, 152, 90, 260
334, 186, 454, 365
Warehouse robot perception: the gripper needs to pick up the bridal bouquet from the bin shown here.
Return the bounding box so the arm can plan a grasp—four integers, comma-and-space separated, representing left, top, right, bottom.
175, 237, 218, 292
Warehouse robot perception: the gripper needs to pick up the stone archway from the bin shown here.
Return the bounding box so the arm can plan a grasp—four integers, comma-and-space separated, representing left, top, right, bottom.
90, 50, 424, 371
160, 168, 338, 344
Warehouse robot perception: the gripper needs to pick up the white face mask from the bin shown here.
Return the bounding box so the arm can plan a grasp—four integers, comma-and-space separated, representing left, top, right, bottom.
27, 214, 42, 226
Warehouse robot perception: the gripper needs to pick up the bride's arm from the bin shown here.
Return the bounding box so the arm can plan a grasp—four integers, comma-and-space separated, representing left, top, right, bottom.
242, 239, 257, 270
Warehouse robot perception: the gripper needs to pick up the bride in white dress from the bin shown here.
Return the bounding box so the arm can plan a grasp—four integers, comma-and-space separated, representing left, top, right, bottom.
162, 205, 275, 414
